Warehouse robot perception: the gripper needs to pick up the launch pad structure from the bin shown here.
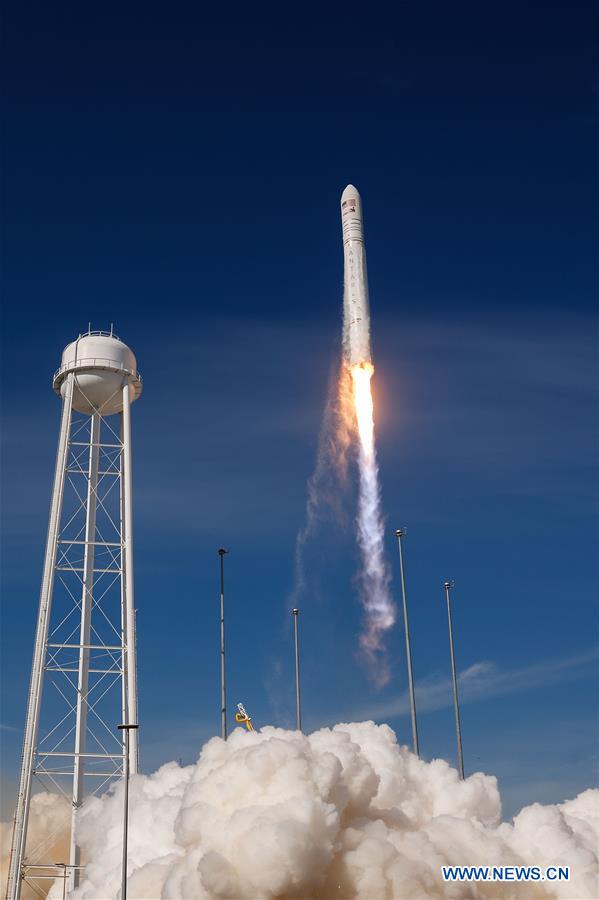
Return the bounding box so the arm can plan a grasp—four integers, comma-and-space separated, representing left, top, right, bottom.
5, 330, 142, 900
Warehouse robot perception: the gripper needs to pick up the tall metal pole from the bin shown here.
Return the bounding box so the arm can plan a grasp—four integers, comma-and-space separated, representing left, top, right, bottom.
117, 723, 138, 900
6, 374, 74, 900
395, 528, 419, 757
218, 548, 228, 740
443, 581, 465, 780
292, 609, 302, 731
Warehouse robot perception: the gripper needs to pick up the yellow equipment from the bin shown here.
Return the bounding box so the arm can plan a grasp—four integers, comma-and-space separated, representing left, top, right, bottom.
235, 702, 254, 732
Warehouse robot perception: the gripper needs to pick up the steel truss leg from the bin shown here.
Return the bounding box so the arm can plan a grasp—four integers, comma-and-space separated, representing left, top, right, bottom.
68, 413, 100, 893
6, 375, 75, 900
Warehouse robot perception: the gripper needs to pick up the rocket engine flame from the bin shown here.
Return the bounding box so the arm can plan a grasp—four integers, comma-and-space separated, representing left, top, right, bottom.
351, 363, 375, 461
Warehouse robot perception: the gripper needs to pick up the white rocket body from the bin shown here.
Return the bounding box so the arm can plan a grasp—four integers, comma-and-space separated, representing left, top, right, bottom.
341, 184, 372, 366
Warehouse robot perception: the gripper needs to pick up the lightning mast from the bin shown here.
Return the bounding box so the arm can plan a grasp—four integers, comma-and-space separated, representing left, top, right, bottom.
443, 580, 465, 780
6, 330, 142, 900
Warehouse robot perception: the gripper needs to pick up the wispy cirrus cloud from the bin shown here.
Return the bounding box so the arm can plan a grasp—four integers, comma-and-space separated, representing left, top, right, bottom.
344, 647, 599, 724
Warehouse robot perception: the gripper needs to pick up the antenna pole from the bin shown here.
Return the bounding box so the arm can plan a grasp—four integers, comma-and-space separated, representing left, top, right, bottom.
218, 549, 228, 739
117, 723, 139, 900
444, 581, 465, 779
292, 608, 302, 731
395, 528, 419, 757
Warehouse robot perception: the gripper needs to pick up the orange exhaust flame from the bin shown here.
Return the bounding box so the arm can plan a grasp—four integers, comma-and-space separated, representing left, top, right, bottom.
350, 362, 375, 461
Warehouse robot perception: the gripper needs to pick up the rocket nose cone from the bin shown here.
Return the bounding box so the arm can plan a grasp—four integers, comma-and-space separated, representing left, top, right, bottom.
342, 184, 360, 201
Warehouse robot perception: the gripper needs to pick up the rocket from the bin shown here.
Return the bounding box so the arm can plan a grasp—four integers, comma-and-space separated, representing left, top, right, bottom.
341, 184, 372, 366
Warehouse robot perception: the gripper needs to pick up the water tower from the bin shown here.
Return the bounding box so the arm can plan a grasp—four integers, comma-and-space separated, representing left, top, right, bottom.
6, 330, 142, 900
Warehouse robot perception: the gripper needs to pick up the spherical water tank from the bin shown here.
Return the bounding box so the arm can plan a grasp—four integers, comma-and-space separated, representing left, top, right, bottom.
53, 331, 142, 416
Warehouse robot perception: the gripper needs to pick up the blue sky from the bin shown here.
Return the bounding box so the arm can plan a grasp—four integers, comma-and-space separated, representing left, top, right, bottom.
1, 1, 597, 819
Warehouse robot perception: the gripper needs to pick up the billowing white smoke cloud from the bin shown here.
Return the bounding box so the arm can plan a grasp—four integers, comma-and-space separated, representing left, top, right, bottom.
14, 722, 594, 899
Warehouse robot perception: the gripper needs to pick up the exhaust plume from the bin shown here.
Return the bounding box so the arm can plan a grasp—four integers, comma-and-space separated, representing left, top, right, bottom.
349, 362, 395, 681
1, 793, 70, 900
291, 356, 395, 683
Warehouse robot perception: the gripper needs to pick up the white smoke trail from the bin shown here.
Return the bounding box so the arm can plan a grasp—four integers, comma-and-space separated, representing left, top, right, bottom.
350, 363, 395, 683
291, 359, 353, 606
6, 721, 596, 899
